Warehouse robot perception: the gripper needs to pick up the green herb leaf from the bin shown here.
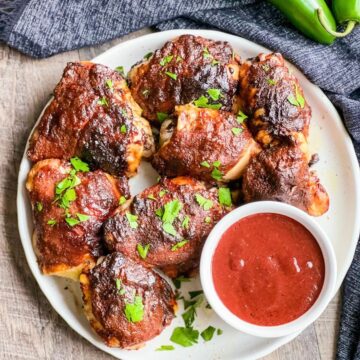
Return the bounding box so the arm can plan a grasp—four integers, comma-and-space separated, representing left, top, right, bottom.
126, 212, 138, 229
170, 327, 199, 347
176, 55, 183, 62
171, 240, 188, 251
156, 345, 175, 351
232, 127, 243, 136
182, 215, 190, 229
124, 295, 144, 323
163, 223, 177, 236
211, 168, 223, 181
155, 207, 164, 218
195, 194, 213, 211
267, 78, 277, 86
137, 244, 150, 259
173, 275, 191, 289
201, 326, 216, 342
204, 216, 211, 223
200, 161, 210, 168
295, 85, 305, 108
213, 160, 221, 168
105, 79, 113, 90
47, 219, 57, 226
218, 187, 232, 207
115, 278, 121, 290
203, 47, 212, 59
77, 213, 90, 222
147, 194, 156, 200
98, 97, 108, 106
193, 95, 221, 110
160, 55, 173, 66
119, 288, 126, 295
207, 88, 221, 101
65, 217, 80, 227
189, 290, 203, 299
120, 124, 127, 134
217, 328, 223, 335
156, 112, 168, 123
236, 110, 248, 124
165, 71, 177, 80
211, 59, 219, 66
70, 157, 89, 172
36, 202, 43, 212
162, 199, 182, 224
119, 196, 127, 205
159, 189, 168, 197
144, 52, 153, 60
182, 306, 197, 327
287, 94, 299, 107
115, 66, 125, 76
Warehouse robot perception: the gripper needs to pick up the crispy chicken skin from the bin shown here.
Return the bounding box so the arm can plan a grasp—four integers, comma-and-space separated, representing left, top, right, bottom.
242, 146, 329, 216
152, 104, 260, 183
80, 252, 175, 348
26, 159, 129, 280
104, 177, 232, 278
128, 35, 240, 121
238, 53, 311, 153
27, 62, 154, 177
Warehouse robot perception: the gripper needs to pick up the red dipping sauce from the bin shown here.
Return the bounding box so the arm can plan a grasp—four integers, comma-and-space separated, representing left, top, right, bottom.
212, 213, 325, 326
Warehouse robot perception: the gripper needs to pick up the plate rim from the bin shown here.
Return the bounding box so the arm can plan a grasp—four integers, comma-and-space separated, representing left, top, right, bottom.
16, 29, 360, 360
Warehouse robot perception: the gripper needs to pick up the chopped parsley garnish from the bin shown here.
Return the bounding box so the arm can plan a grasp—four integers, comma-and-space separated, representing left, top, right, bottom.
165, 71, 177, 80
97, 97, 108, 106
171, 240, 188, 251
36, 202, 43, 212
144, 52, 153, 60
137, 244, 150, 259
232, 127, 243, 136
163, 223, 177, 236
115, 278, 121, 290
126, 212, 138, 229
162, 199, 182, 224
120, 124, 127, 134
217, 328, 223, 335
287, 85, 305, 108
159, 189, 168, 197
124, 295, 144, 323
236, 110, 248, 124
47, 219, 57, 226
182, 306, 196, 328
207, 88, 221, 101
119, 196, 127, 205
156, 112, 168, 123
193, 95, 221, 110
70, 157, 89, 172
213, 160, 221, 168
195, 194, 213, 211
211, 168, 223, 181
267, 78, 277, 86
115, 66, 125, 76
160, 55, 173, 66
170, 327, 199, 347
211, 59, 219, 66
201, 326, 216, 341
204, 216, 211, 223
147, 194, 156, 200
156, 345, 175, 351
189, 290, 203, 299
155, 207, 164, 218
200, 161, 210, 168
105, 79, 113, 90
176, 55, 183, 62
173, 275, 191, 289
203, 47, 212, 59
65, 213, 89, 227
182, 215, 190, 229
218, 187, 232, 207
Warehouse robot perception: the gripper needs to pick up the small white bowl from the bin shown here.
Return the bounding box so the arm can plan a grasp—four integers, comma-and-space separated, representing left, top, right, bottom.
200, 201, 337, 338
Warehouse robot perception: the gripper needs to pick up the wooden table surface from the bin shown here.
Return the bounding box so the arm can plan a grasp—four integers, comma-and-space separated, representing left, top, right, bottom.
0, 28, 341, 359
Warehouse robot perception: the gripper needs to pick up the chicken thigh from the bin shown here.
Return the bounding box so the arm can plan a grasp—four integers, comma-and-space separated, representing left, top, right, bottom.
26, 158, 128, 280
80, 252, 175, 348
128, 34, 240, 122
238, 53, 311, 156
152, 104, 260, 183
242, 146, 329, 216
27, 62, 154, 177
104, 177, 232, 277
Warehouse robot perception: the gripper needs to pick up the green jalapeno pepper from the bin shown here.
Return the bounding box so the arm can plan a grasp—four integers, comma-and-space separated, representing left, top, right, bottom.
318, 0, 360, 37
269, 0, 337, 44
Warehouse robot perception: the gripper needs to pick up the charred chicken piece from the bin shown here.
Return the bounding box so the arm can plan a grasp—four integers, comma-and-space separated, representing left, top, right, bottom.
128, 35, 240, 122
80, 252, 175, 348
27, 62, 154, 177
238, 53, 311, 155
152, 104, 260, 183
104, 177, 232, 278
26, 158, 129, 280
242, 146, 329, 216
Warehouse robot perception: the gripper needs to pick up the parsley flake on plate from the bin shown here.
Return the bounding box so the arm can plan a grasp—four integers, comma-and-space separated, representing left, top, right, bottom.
267, 78, 277, 86
126, 212, 138, 229
207, 88, 221, 101
195, 194, 213, 211
182, 215, 190, 229
232, 127, 243, 136
105, 79, 113, 90
119, 196, 127, 205
218, 187, 232, 207
70, 157, 89, 172
171, 240, 188, 251
200, 161, 210, 168
115, 66, 125, 76
170, 327, 199, 347
287, 85, 305, 108
193, 95, 221, 110
165, 71, 177, 80
160, 55, 173, 66
236, 110, 248, 124
173, 275, 191, 289
163, 223, 177, 236
137, 244, 150, 259
97, 97, 108, 106
156, 345, 175, 351
201, 326, 216, 341
36, 202, 43, 212
120, 124, 127, 134
124, 295, 144, 323
47, 219, 57, 226
143, 52, 153, 60
211, 168, 223, 181
157, 112, 168, 123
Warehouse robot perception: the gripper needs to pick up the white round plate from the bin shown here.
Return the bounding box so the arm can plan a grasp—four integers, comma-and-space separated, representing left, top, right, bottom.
17, 30, 360, 360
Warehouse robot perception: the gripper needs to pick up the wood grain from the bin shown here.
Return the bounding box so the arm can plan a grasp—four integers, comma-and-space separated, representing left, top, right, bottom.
0, 28, 341, 359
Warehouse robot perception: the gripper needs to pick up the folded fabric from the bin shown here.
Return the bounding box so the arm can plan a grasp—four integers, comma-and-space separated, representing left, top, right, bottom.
1, 0, 360, 358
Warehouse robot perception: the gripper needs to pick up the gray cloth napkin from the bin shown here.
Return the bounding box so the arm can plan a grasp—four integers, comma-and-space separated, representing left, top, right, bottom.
1, 0, 360, 358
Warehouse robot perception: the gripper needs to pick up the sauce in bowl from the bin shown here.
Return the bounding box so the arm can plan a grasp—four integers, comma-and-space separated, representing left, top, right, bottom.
212, 213, 325, 326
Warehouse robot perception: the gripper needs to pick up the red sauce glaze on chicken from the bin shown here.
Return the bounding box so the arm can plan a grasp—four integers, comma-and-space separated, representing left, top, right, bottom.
212, 213, 325, 326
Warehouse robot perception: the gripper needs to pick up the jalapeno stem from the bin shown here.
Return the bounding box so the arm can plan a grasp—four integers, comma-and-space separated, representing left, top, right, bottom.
317, 8, 356, 37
